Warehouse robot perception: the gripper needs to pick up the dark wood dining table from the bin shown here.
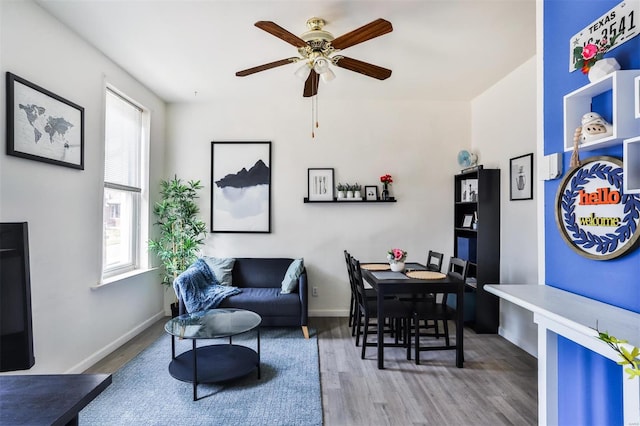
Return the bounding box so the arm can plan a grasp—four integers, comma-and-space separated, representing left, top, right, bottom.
361, 262, 465, 369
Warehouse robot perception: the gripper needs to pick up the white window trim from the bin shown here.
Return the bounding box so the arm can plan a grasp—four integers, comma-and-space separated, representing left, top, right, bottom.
101, 83, 151, 282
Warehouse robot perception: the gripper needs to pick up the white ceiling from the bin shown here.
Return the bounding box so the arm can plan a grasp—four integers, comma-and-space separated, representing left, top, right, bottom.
36, 0, 536, 104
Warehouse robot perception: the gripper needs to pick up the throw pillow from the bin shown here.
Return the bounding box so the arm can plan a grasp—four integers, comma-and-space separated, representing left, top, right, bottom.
281, 258, 304, 294
202, 257, 235, 286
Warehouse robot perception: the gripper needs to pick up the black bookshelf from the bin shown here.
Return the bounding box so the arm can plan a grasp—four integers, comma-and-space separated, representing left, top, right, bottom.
454, 169, 500, 333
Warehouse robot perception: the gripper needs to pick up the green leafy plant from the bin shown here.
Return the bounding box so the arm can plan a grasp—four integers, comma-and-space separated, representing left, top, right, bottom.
352, 183, 361, 191
148, 176, 207, 288
597, 329, 640, 380
573, 33, 620, 74
336, 183, 345, 191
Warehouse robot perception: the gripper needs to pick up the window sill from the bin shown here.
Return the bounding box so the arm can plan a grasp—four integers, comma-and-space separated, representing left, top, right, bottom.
93, 267, 158, 289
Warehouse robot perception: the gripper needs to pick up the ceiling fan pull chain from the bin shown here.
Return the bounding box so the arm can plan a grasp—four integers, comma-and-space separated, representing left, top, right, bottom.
311, 94, 315, 138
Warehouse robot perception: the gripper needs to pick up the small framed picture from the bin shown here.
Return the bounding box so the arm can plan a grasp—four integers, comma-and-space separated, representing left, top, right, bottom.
365, 185, 378, 201
462, 214, 474, 228
308, 168, 334, 201
7, 72, 84, 169
510, 153, 534, 201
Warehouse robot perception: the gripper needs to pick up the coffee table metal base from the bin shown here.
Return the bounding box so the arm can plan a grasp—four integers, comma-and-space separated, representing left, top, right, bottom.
169, 343, 260, 400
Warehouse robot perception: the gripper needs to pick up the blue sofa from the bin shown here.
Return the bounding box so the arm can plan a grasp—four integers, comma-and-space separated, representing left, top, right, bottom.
178, 258, 309, 338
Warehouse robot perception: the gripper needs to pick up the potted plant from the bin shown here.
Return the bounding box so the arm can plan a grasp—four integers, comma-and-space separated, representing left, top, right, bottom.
148, 176, 207, 317
353, 183, 362, 199
336, 183, 346, 199
346, 183, 354, 199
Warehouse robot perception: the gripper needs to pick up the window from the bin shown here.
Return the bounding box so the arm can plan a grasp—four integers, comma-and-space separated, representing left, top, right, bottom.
102, 88, 148, 278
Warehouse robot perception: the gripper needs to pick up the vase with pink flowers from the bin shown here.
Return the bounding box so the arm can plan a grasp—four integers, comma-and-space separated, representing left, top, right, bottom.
573, 33, 621, 83
387, 248, 407, 272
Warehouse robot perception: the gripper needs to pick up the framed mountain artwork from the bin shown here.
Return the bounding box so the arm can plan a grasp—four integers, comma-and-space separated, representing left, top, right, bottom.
210, 141, 271, 233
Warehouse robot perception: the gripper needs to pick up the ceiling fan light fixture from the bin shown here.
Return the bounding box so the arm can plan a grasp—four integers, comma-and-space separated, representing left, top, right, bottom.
294, 63, 312, 80
313, 57, 330, 74
320, 68, 336, 82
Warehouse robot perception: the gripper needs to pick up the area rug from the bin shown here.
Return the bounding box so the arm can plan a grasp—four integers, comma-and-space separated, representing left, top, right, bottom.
80, 327, 322, 426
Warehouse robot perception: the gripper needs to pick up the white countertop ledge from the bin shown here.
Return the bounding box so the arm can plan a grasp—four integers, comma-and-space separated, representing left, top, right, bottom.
485, 284, 640, 425
484, 284, 639, 350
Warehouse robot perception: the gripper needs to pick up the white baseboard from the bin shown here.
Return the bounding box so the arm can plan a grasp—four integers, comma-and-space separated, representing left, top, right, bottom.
309, 309, 349, 317
498, 326, 538, 358
65, 311, 166, 374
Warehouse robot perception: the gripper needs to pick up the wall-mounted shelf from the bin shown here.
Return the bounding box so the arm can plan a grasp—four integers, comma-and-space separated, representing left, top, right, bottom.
563, 70, 640, 152
303, 197, 396, 203
624, 136, 640, 194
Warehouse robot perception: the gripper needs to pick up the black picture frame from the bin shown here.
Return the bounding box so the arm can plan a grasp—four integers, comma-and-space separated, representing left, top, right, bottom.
211, 141, 271, 233
510, 153, 534, 201
6, 72, 84, 170
365, 185, 379, 201
307, 168, 334, 201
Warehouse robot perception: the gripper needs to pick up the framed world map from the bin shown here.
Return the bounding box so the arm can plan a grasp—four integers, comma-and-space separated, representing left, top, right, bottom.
6, 72, 84, 169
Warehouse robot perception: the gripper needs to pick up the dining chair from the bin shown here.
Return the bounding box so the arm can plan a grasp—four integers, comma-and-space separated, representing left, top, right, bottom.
408, 250, 444, 337
344, 250, 357, 329
350, 256, 413, 360
412, 256, 468, 364
426, 250, 444, 272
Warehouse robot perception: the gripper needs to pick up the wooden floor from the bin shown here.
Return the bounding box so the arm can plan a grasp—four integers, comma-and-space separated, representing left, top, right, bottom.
85, 317, 538, 426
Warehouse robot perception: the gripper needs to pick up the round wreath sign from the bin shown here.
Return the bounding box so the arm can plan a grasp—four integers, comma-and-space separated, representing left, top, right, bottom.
555, 156, 640, 260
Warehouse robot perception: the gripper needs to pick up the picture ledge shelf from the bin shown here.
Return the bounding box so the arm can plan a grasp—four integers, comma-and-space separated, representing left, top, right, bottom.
303, 197, 396, 203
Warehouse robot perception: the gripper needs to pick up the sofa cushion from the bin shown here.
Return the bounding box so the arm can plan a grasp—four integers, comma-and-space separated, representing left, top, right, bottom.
218, 287, 301, 318
281, 258, 304, 294
232, 258, 294, 289
202, 256, 235, 286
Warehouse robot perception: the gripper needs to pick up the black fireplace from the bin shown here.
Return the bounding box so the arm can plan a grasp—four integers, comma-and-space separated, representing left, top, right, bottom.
0, 222, 35, 371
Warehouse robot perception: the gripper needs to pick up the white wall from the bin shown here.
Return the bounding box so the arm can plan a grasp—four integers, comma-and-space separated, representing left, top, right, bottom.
167, 98, 470, 315
471, 57, 538, 356
0, 1, 167, 373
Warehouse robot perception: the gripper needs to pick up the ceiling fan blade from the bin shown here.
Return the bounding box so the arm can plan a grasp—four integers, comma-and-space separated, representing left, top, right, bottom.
255, 21, 307, 48
331, 18, 393, 50
236, 58, 298, 77
303, 70, 320, 97
333, 56, 392, 80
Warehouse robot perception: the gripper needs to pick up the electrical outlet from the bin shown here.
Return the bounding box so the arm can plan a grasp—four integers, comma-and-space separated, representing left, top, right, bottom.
312, 286, 318, 297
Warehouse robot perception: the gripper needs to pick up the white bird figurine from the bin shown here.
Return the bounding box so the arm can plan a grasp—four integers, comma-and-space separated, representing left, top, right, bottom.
580, 112, 613, 143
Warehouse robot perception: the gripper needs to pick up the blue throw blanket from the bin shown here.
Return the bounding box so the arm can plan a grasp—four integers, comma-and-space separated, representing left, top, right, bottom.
173, 258, 241, 313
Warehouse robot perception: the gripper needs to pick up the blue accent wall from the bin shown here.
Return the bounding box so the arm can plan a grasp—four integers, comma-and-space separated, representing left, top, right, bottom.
544, 0, 640, 424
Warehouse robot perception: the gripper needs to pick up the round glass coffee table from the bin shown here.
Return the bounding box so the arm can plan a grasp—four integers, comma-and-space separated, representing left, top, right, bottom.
164, 308, 261, 400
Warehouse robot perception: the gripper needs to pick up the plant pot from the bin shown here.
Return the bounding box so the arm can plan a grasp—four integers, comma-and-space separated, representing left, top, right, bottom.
337, 191, 345, 199
588, 58, 620, 83
170, 302, 180, 318
354, 190, 362, 199
346, 191, 354, 198
390, 261, 405, 272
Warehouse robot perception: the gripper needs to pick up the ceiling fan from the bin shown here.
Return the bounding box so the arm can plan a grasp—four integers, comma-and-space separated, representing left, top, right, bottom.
236, 17, 393, 97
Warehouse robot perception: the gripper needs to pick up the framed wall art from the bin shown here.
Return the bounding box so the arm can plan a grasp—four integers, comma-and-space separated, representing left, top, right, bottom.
510, 153, 533, 201
211, 141, 271, 233
307, 168, 334, 201
461, 214, 474, 228
6, 72, 84, 169
365, 185, 379, 201
555, 156, 640, 260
